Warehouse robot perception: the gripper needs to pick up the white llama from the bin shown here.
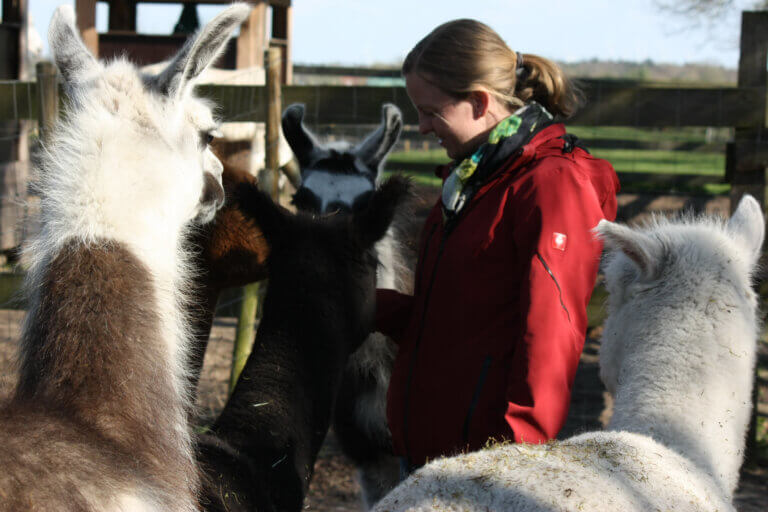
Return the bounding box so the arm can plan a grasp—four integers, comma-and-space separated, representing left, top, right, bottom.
372, 195, 764, 512
0, 4, 249, 512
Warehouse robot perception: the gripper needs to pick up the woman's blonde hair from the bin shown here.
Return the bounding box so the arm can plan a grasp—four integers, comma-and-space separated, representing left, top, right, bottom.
402, 19, 582, 119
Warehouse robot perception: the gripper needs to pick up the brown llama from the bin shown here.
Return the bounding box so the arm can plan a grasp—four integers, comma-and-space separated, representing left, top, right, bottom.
185, 156, 269, 395
196, 175, 412, 511
0, 5, 249, 511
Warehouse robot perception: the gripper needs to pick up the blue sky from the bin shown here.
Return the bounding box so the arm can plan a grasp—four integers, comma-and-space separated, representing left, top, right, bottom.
25, 0, 751, 68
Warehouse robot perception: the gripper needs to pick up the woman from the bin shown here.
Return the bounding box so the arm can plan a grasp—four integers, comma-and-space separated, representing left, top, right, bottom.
376, 19, 620, 475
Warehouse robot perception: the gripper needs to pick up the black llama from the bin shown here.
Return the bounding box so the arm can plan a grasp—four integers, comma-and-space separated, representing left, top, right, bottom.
196, 176, 411, 511
282, 103, 413, 506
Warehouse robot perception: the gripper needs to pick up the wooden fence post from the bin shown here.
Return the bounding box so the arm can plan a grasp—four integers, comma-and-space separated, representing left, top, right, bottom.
229, 282, 260, 392
229, 47, 283, 392
729, 10, 768, 467
75, 0, 99, 59
265, 46, 282, 199
236, 0, 266, 70
729, 12, 768, 209
0, 0, 29, 256
36, 61, 59, 144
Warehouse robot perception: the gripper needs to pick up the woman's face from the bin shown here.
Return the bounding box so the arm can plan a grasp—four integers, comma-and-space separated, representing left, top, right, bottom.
405, 73, 489, 160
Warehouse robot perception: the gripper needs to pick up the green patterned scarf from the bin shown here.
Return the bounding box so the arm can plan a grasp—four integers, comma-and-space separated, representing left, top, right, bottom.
442, 102, 553, 218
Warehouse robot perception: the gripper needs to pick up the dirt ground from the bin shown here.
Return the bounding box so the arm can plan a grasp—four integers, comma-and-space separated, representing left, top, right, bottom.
0, 189, 766, 511
0, 312, 764, 511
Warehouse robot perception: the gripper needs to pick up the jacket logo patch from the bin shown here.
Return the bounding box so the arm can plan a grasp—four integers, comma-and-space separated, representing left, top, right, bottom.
552, 232, 567, 251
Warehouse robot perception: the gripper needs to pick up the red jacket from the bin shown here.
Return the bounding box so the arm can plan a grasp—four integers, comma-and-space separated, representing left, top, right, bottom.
377, 123, 619, 466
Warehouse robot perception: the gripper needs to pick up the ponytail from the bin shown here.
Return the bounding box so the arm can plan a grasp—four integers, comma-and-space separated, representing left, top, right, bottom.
514, 53, 583, 118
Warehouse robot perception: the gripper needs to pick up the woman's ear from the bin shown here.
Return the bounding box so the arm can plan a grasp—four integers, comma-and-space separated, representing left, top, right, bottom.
469, 90, 491, 119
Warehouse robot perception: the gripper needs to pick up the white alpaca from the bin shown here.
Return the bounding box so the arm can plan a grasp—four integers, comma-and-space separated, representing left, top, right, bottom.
372, 195, 763, 512
0, 4, 248, 512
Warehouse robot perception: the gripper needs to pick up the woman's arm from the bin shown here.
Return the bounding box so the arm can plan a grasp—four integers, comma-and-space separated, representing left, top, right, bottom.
375, 288, 414, 346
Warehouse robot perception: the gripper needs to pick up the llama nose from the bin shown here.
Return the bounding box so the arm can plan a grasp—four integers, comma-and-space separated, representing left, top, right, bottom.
205, 148, 224, 179
211, 157, 224, 179
202, 172, 225, 207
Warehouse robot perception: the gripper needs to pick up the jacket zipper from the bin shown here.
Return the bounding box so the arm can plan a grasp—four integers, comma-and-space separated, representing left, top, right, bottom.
462, 355, 493, 444
402, 221, 444, 465
536, 252, 571, 323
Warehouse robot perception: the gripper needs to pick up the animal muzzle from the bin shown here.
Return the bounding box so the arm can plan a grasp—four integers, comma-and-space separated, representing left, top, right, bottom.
293, 170, 376, 214
196, 171, 226, 223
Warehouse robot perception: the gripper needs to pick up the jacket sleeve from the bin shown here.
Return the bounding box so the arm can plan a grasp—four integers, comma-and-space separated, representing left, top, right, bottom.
375, 288, 413, 346
503, 159, 610, 444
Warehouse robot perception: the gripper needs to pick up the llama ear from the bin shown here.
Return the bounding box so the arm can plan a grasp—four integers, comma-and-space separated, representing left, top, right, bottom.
727, 194, 765, 265
153, 3, 250, 97
48, 5, 100, 85
282, 104, 331, 170
352, 175, 411, 248
353, 103, 403, 178
596, 219, 663, 280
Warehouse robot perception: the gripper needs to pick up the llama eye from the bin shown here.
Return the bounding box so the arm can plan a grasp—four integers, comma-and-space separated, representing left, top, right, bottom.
200, 132, 215, 147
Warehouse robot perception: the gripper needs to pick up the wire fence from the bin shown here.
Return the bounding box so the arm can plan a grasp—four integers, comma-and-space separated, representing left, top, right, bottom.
0, 77, 753, 299
0, 71, 760, 317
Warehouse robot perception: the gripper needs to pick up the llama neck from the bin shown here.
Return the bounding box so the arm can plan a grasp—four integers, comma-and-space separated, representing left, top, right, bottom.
606, 327, 755, 499
17, 237, 197, 500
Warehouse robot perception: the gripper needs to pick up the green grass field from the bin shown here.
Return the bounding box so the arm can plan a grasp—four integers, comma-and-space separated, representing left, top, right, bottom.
567, 125, 730, 144
385, 131, 728, 195
387, 147, 725, 176
588, 148, 724, 175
